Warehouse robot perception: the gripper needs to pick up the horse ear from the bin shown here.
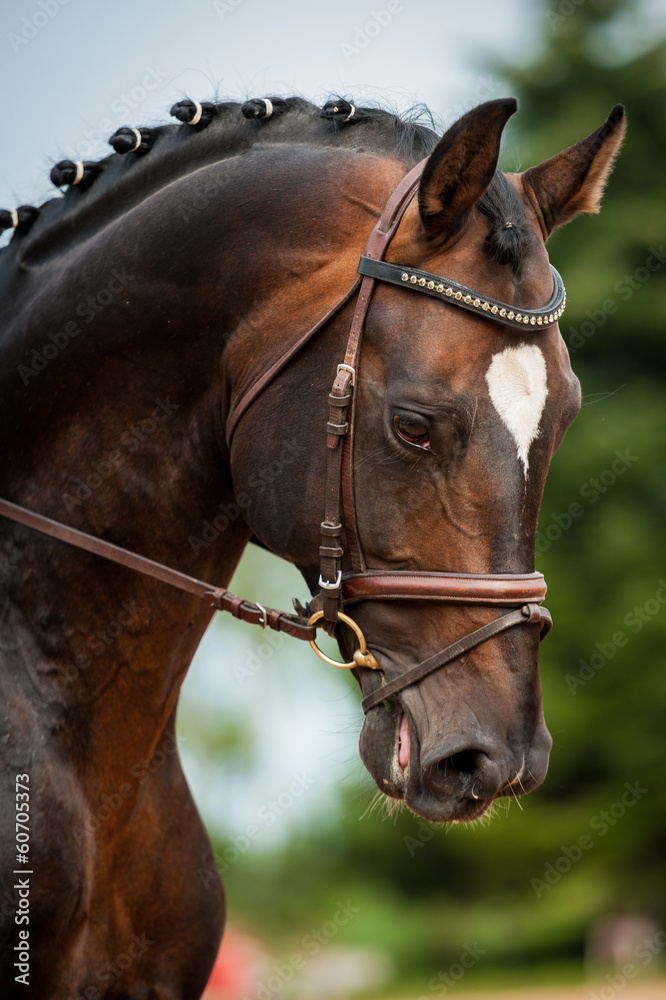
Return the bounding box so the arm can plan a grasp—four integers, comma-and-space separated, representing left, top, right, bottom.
524, 105, 626, 238
418, 98, 518, 244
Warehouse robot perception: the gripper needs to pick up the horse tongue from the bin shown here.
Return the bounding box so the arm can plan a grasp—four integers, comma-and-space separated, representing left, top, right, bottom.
398, 714, 410, 770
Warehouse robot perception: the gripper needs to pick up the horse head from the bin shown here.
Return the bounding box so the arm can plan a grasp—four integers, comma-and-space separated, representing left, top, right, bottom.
229, 99, 625, 823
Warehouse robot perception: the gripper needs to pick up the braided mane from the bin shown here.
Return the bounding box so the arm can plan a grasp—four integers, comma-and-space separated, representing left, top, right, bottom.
0, 95, 527, 272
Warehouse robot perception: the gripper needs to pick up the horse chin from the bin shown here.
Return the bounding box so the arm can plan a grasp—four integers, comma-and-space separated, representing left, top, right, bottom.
359, 708, 539, 825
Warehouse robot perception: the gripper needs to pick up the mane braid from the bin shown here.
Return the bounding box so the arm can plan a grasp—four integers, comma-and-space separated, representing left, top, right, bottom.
2, 96, 441, 257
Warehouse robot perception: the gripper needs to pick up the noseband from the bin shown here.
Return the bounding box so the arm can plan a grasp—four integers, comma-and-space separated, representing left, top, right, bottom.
0, 158, 562, 713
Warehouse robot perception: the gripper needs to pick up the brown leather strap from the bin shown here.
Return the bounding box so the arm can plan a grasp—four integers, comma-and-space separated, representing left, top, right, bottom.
319, 367, 354, 620
360, 604, 552, 713
0, 498, 316, 641
226, 156, 427, 453
203, 588, 316, 640
319, 159, 430, 613
342, 571, 547, 605
225, 276, 362, 448
365, 158, 430, 257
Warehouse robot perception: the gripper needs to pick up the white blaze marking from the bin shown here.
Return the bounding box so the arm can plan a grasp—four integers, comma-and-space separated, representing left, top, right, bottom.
485, 344, 548, 477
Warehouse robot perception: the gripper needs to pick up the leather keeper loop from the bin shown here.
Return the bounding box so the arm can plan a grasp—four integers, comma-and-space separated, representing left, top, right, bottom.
329, 393, 352, 406
320, 544, 343, 558
326, 421, 349, 435
320, 521, 342, 536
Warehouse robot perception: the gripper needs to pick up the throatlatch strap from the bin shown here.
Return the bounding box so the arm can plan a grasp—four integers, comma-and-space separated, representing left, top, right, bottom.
225, 276, 362, 448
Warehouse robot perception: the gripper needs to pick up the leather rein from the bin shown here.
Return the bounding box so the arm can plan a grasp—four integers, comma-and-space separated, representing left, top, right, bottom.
0, 158, 563, 714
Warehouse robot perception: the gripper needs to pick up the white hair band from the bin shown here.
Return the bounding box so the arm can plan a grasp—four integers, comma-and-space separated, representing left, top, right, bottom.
189, 100, 203, 125
72, 161, 84, 185
10, 209, 18, 228
343, 104, 356, 122
261, 98, 273, 118
129, 128, 142, 152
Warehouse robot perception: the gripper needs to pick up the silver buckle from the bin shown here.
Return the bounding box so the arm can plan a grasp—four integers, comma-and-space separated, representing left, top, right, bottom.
255, 602, 268, 628
318, 570, 342, 591
336, 363, 355, 386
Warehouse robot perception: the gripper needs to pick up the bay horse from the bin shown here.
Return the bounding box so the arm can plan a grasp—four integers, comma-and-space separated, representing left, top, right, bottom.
0, 95, 624, 998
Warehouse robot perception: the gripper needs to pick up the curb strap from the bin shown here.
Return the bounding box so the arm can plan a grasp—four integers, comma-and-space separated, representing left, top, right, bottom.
360, 604, 552, 714
0, 498, 315, 641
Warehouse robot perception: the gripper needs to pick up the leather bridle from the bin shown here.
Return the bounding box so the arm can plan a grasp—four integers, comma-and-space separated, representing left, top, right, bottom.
0, 157, 563, 714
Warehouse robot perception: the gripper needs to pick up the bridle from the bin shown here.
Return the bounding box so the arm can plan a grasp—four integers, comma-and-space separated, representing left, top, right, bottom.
0, 158, 563, 714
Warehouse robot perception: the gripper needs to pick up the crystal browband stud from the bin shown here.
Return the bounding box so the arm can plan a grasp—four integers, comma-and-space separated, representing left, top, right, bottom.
399, 271, 565, 326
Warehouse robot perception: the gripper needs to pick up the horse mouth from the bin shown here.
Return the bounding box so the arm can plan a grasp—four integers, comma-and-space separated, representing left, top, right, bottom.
397, 712, 411, 770
380, 708, 535, 824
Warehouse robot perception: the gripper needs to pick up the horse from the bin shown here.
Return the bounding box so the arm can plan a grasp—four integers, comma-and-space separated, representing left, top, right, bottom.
0, 94, 624, 998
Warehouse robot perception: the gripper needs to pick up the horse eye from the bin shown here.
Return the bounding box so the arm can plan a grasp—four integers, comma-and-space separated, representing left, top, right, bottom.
393, 414, 430, 450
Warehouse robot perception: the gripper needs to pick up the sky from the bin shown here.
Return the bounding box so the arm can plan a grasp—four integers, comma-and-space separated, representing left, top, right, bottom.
0, 0, 544, 215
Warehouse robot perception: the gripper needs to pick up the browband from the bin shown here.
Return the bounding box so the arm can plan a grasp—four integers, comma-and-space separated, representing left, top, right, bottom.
358, 257, 566, 330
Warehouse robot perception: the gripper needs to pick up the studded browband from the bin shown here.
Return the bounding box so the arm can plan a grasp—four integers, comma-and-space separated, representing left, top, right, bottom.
357, 256, 566, 329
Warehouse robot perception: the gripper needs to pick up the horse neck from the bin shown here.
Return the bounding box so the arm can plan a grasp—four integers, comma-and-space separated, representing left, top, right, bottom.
0, 143, 398, 747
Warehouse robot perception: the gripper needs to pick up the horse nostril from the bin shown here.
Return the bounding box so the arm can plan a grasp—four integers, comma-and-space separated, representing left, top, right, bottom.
423, 747, 503, 802
449, 749, 480, 776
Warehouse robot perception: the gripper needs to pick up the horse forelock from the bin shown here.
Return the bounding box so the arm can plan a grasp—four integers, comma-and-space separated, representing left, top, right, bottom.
477, 171, 534, 276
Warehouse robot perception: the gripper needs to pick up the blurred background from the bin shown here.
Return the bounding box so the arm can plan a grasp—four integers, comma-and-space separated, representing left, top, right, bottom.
2, 0, 664, 996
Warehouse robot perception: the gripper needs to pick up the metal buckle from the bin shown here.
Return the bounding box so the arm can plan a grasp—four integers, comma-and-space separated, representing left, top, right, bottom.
255, 603, 268, 629
336, 363, 355, 386
318, 570, 342, 591
307, 610, 381, 670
